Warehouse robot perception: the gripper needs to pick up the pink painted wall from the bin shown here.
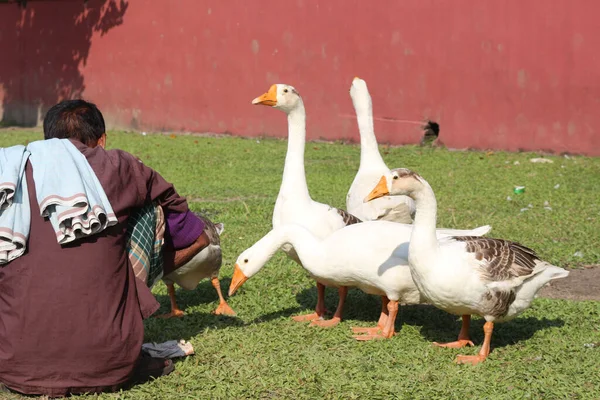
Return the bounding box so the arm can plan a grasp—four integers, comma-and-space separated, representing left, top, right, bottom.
1, 0, 599, 155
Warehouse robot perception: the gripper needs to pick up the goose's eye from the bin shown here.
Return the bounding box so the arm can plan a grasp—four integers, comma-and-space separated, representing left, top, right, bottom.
244, 259, 249, 263
283, 89, 288, 93
393, 175, 398, 180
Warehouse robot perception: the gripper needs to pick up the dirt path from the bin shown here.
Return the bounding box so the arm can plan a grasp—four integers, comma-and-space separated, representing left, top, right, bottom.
538, 265, 600, 301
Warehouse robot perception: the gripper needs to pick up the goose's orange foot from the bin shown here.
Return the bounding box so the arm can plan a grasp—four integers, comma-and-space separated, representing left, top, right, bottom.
310, 317, 341, 328
213, 301, 236, 316
292, 312, 323, 322
455, 354, 487, 365
354, 326, 395, 340
433, 340, 475, 349
351, 326, 383, 335
156, 309, 185, 319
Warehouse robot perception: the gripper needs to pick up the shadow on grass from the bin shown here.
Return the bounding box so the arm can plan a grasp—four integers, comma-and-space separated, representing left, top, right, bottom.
401, 304, 565, 348
143, 310, 243, 343
295, 286, 565, 349
247, 306, 304, 325
149, 276, 564, 350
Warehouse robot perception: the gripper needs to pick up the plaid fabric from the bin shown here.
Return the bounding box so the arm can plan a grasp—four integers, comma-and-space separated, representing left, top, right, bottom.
126, 203, 165, 288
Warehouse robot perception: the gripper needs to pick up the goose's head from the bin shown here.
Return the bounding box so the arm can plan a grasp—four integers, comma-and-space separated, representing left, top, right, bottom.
364, 168, 425, 201
228, 241, 272, 296
349, 76, 372, 111
252, 84, 302, 113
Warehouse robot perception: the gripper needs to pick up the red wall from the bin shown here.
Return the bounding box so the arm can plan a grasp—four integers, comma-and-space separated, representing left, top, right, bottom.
1, 0, 599, 155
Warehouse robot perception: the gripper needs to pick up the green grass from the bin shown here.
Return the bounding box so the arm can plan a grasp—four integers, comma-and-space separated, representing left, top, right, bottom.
1, 129, 599, 399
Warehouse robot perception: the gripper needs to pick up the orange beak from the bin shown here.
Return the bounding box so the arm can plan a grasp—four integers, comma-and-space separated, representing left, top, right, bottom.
252, 84, 278, 106
228, 263, 248, 296
364, 176, 389, 202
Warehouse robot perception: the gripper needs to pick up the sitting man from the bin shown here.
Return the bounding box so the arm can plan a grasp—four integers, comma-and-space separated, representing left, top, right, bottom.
0, 100, 208, 397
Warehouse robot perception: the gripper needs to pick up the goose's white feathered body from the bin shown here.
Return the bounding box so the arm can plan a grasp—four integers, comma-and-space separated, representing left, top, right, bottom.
364, 169, 569, 362
292, 222, 420, 302
236, 221, 489, 303
346, 78, 415, 223
373, 168, 569, 323
409, 236, 569, 323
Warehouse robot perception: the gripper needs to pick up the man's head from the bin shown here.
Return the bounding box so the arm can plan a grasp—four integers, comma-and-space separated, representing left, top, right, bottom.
43, 99, 106, 148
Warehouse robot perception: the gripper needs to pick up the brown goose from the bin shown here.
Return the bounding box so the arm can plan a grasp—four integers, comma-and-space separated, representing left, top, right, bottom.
159, 213, 235, 318
365, 168, 569, 364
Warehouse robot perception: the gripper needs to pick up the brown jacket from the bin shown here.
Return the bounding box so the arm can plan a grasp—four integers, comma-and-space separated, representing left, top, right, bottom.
0, 140, 189, 396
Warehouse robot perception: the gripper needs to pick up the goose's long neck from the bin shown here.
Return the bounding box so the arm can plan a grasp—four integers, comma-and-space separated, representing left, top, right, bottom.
355, 99, 386, 170
279, 103, 310, 199
408, 182, 440, 270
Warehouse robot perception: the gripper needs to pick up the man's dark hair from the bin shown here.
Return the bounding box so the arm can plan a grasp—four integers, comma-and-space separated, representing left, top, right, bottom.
43, 99, 106, 146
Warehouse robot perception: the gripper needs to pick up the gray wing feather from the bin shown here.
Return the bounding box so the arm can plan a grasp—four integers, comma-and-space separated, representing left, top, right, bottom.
452, 236, 540, 318
192, 212, 222, 246
453, 236, 538, 281
336, 208, 363, 226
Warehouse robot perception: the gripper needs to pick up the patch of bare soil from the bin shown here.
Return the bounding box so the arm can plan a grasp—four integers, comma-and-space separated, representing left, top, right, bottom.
538, 265, 600, 301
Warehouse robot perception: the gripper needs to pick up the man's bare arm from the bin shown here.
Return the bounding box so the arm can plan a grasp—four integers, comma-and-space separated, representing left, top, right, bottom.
162, 231, 210, 276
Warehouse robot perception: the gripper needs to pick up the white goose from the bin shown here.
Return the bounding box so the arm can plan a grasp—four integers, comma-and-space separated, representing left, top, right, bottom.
346, 77, 415, 223
365, 168, 569, 364
251, 84, 362, 327
228, 220, 491, 340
